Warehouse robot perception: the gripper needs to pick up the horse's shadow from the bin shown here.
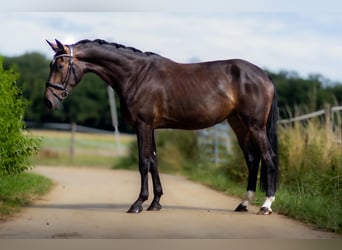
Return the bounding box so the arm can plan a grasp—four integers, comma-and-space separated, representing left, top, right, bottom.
30, 203, 236, 213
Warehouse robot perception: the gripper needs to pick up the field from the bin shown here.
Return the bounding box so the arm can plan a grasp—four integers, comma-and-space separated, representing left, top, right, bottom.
29, 130, 135, 167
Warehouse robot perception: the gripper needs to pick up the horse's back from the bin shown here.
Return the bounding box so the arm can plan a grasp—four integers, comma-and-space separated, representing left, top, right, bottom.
146, 58, 273, 129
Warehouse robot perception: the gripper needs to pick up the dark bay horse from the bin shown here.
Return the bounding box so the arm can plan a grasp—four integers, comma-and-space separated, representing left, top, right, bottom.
44, 39, 278, 215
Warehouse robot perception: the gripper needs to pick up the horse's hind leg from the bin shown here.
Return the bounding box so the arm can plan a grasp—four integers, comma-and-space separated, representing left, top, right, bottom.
227, 114, 261, 212
234, 139, 261, 212
248, 125, 277, 215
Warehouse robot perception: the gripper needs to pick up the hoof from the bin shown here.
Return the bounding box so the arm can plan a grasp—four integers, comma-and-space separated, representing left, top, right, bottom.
257, 207, 272, 215
127, 205, 143, 214
147, 202, 162, 211
235, 204, 248, 212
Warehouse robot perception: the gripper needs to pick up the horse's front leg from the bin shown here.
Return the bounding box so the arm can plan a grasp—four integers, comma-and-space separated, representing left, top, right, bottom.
127, 123, 151, 213
127, 123, 162, 213
147, 134, 163, 211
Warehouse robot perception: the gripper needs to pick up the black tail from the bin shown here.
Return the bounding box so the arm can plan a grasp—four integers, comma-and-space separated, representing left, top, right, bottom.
260, 77, 279, 193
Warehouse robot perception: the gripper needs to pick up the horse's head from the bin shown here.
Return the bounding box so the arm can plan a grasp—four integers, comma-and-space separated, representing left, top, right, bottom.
45, 39, 83, 110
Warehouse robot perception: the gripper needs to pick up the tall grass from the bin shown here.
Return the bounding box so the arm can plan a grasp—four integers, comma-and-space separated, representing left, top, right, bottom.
275, 120, 341, 232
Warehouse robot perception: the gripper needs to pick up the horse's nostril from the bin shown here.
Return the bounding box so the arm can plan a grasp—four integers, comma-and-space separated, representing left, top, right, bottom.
44, 98, 53, 109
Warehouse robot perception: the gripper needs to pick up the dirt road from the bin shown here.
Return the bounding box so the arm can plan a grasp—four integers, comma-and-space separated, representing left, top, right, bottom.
0, 166, 340, 239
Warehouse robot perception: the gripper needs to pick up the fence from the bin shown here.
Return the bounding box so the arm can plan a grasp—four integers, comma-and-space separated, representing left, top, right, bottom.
25, 121, 114, 134
278, 105, 342, 143
278, 105, 342, 126
25, 121, 121, 160
198, 123, 231, 165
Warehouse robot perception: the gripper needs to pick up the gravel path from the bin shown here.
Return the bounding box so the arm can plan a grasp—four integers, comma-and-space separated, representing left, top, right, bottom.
0, 166, 340, 239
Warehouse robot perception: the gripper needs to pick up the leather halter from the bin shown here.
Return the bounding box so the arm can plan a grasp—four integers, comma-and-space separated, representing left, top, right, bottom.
46, 46, 79, 101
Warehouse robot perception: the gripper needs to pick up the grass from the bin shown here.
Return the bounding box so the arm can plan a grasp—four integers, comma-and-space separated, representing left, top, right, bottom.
0, 172, 53, 219
273, 120, 342, 233
274, 187, 342, 231
192, 165, 342, 233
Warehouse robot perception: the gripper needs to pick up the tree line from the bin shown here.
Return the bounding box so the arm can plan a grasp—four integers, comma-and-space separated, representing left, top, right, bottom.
3, 52, 342, 133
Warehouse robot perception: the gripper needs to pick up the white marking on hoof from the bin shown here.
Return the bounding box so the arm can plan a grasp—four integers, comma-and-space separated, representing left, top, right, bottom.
261, 196, 275, 209
258, 196, 275, 215
257, 207, 273, 215
241, 190, 256, 206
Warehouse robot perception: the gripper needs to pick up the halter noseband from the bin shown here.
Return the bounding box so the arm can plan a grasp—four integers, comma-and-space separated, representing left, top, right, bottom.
46, 46, 79, 101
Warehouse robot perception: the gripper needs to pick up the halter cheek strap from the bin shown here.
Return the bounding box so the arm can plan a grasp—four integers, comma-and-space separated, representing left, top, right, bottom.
46, 45, 79, 100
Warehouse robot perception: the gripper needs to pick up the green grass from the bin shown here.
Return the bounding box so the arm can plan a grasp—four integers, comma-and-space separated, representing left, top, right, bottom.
0, 172, 53, 219
274, 187, 342, 231
190, 165, 342, 233
274, 120, 342, 233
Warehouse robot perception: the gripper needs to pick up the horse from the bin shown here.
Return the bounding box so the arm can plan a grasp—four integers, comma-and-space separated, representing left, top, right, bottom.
44, 39, 278, 215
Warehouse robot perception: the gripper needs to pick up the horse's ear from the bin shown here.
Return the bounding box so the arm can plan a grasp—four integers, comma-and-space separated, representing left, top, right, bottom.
46, 40, 58, 52
55, 39, 65, 52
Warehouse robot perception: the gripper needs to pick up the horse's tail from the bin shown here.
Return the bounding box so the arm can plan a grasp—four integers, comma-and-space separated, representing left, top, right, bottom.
260, 76, 279, 193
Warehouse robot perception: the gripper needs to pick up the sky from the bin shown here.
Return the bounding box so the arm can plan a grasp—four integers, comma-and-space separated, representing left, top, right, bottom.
1, 1, 342, 82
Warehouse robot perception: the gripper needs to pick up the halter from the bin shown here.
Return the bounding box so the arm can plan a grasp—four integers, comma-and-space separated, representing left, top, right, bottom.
46, 45, 79, 101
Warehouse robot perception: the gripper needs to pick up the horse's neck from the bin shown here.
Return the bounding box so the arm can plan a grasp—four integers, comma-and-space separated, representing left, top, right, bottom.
78, 46, 145, 93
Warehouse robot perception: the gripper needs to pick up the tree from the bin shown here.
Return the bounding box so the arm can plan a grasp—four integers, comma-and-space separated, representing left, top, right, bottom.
0, 59, 40, 175
267, 70, 340, 119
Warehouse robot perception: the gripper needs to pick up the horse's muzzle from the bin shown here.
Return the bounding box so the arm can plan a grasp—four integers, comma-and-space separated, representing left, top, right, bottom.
44, 91, 60, 110
44, 97, 53, 110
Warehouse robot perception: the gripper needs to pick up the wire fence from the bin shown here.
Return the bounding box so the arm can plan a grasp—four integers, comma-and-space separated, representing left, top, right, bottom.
25, 121, 114, 134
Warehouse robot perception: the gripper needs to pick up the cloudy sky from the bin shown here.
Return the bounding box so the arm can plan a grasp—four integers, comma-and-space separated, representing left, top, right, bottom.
1, 1, 342, 82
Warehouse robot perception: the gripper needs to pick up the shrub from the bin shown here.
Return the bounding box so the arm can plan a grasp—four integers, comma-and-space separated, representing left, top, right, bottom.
0, 59, 40, 175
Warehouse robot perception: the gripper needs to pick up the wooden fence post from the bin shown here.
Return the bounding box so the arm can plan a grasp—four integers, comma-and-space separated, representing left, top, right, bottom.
70, 122, 77, 161
325, 104, 332, 140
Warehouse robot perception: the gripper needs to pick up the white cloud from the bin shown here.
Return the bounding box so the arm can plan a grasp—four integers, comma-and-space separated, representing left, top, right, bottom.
1, 12, 342, 82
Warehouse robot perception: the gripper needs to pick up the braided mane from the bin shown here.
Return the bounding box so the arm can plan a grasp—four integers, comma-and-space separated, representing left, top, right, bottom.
74, 39, 157, 56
